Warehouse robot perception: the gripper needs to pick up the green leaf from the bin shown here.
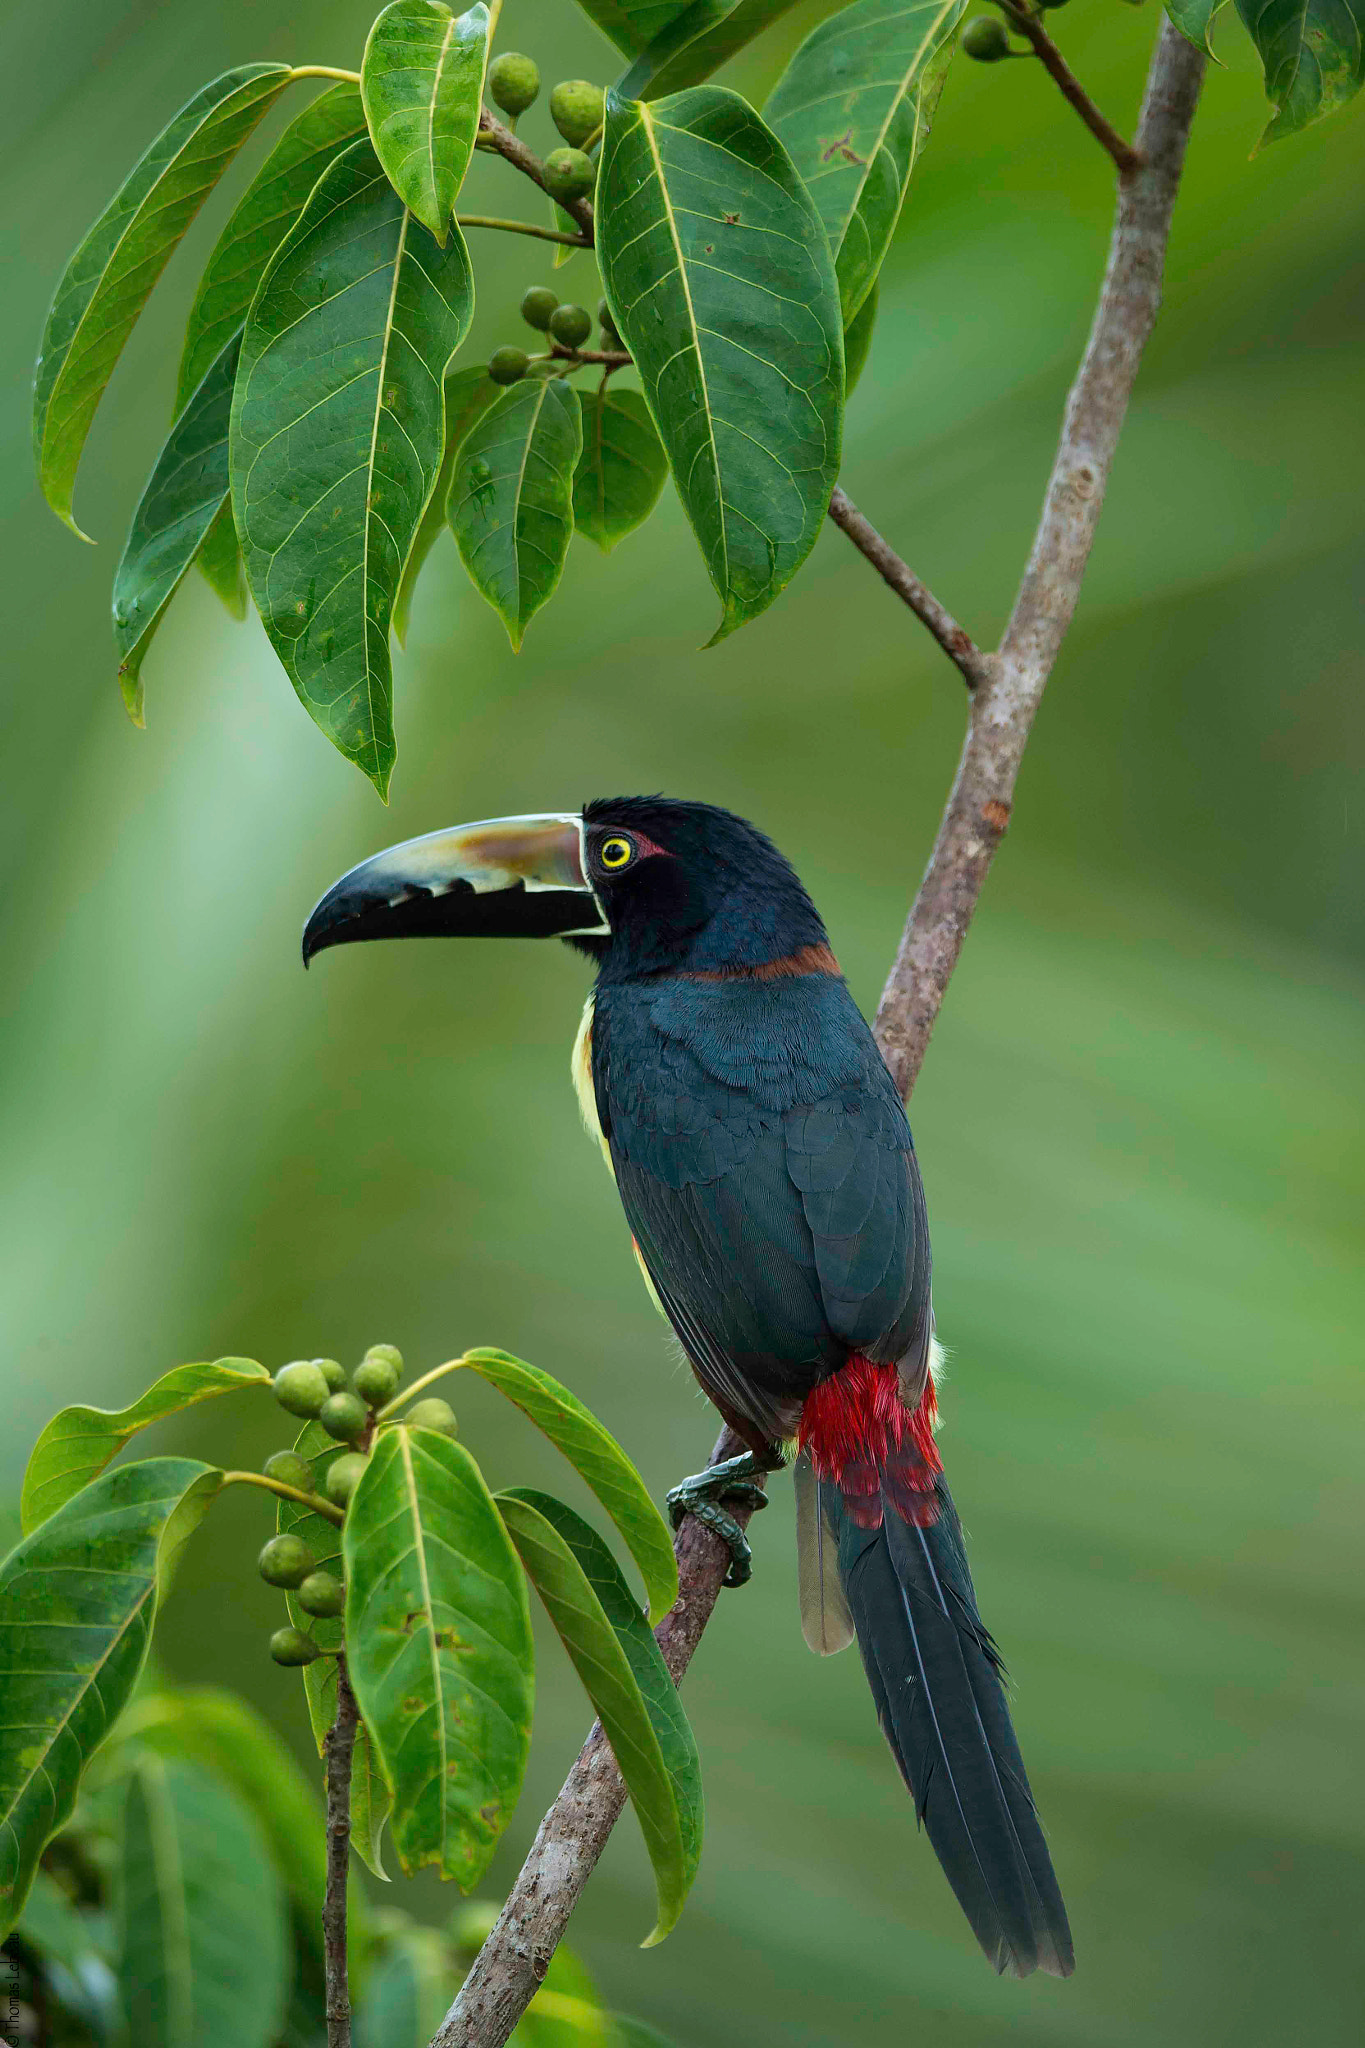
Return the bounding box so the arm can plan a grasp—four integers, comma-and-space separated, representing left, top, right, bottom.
597, 86, 843, 643
573, 390, 669, 553
766, 0, 963, 328
495, 1490, 702, 1946
0, 1458, 221, 1939
112, 333, 241, 724
231, 139, 474, 798
343, 1427, 534, 1887
196, 499, 248, 618
114, 1751, 288, 2048
843, 274, 878, 397
12, 1867, 110, 1975
573, 0, 695, 59
617, 1, 804, 101
448, 379, 583, 650
32, 65, 291, 538
394, 366, 500, 646
1235, 0, 1364, 138
363, 1, 489, 239
1164, 0, 1231, 57
175, 84, 367, 414
277, 1426, 393, 1880
20, 1357, 264, 1536
117, 1686, 369, 1975
460, 1349, 678, 1621
354, 1923, 453, 2048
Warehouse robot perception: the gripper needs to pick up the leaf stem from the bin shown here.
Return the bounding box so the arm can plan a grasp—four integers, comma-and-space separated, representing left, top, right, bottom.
486, 0, 505, 37
221, 1469, 345, 1527
456, 214, 590, 248
376, 1358, 468, 1421
477, 111, 596, 241
324, 1656, 360, 2048
289, 66, 363, 85
826, 487, 987, 689
999, 3, 1144, 174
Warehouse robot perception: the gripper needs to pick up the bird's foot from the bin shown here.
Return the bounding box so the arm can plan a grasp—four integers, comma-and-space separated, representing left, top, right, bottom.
667, 1452, 770, 1589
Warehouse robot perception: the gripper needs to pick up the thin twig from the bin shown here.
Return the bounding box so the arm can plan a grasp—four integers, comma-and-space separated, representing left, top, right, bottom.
457, 214, 591, 248
826, 487, 989, 689
1001, 2, 1144, 175
477, 111, 595, 241
547, 344, 633, 368
324, 1658, 360, 2048
427, 23, 1206, 2048
222, 1468, 345, 1527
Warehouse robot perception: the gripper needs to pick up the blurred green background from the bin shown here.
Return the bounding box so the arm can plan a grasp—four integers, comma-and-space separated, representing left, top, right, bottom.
3, 1, 1363, 2042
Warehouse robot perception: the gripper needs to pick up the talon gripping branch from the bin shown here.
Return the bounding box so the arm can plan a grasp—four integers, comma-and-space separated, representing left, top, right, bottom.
305, 796, 1074, 1979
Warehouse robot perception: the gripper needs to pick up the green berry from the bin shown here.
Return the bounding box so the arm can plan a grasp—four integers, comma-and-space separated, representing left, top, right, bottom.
405, 1398, 458, 1436
258, 1534, 316, 1589
363, 1343, 403, 1375
273, 1360, 331, 1418
520, 286, 559, 332
549, 302, 592, 349
263, 1450, 314, 1493
489, 345, 530, 386
542, 147, 594, 205
488, 52, 540, 116
549, 79, 604, 149
597, 298, 620, 343
326, 1453, 369, 1507
296, 1570, 345, 1620
962, 16, 1011, 59
270, 1626, 320, 1667
319, 1391, 368, 1443
313, 1358, 347, 1392
354, 1355, 400, 1407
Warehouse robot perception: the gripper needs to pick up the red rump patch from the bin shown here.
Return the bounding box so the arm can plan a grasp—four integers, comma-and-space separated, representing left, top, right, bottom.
798, 1356, 942, 1530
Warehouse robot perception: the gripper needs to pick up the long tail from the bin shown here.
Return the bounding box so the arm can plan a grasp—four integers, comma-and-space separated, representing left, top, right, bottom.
795, 1360, 1073, 1978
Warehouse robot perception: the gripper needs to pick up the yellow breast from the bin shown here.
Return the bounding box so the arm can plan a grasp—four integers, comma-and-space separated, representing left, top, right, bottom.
571, 992, 612, 1173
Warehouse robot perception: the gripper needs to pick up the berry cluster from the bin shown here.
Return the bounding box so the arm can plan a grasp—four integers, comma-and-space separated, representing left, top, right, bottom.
488, 290, 622, 387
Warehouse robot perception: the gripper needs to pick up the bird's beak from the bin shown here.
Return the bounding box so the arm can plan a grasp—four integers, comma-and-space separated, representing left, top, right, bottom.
302, 813, 606, 966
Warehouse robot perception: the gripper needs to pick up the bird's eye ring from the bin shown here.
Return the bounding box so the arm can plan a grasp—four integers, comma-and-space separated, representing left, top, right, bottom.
599, 836, 634, 871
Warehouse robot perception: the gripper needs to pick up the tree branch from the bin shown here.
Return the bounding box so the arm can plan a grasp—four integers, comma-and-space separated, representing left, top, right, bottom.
1001, 3, 1144, 176
428, 23, 1204, 2048
826, 487, 989, 689
477, 111, 595, 241
324, 1658, 360, 2048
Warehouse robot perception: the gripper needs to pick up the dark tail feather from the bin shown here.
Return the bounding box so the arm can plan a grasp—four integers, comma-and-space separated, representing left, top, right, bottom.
826, 1473, 1074, 1979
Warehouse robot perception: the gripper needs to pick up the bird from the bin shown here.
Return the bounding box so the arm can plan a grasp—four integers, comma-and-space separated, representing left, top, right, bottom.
303, 796, 1074, 1980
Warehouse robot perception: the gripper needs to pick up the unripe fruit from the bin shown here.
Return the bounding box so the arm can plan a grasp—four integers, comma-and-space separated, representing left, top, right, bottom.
273, 1360, 330, 1417
313, 1358, 347, 1391
542, 148, 594, 204
270, 1626, 320, 1667
258, 1534, 316, 1589
488, 52, 539, 116
597, 298, 620, 343
962, 16, 1011, 59
406, 1397, 458, 1436
320, 1391, 369, 1442
363, 1342, 403, 1376
489, 346, 530, 385
296, 1570, 345, 1620
354, 1355, 400, 1407
263, 1450, 314, 1493
520, 286, 559, 332
549, 302, 592, 349
326, 1453, 369, 1507
549, 79, 604, 148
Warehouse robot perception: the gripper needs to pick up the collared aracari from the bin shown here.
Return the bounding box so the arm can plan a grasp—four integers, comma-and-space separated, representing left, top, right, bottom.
304, 797, 1073, 1979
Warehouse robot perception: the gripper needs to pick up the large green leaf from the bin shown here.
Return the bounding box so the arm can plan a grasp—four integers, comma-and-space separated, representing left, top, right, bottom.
843, 275, 878, 396
196, 499, 248, 619
231, 138, 475, 797
363, 0, 489, 239
448, 379, 582, 650
459, 1349, 678, 1621
394, 365, 500, 646
617, 0, 804, 100
573, 0, 694, 57
766, 0, 963, 327
573, 389, 669, 553
115, 1751, 288, 2048
597, 86, 843, 643
12, 1866, 111, 1975
343, 1426, 534, 1887
175, 84, 367, 413
1235, 0, 1365, 139
496, 1491, 702, 1946
20, 1357, 265, 1535
354, 1923, 452, 2048
0, 1458, 221, 1939
1164, 0, 1231, 57
32, 65, 291, 538
277, 1426, 393, 1880
112, 333, 241, 723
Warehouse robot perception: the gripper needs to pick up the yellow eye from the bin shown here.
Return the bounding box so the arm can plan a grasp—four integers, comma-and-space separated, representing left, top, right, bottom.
599, 836, 634, 870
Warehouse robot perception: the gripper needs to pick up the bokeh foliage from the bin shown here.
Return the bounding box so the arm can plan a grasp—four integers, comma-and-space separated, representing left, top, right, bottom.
2, 3, 1363, 2046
